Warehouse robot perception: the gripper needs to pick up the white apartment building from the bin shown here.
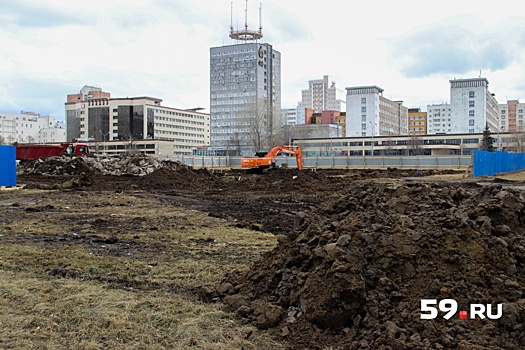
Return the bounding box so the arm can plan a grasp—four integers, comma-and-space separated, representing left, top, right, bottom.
209, 42, 281, 153
449, 78, 499, 134
346, 86, 408, 139
499, 100, 525, 133
0, 111, 65, 144
427, 104, 452, 134
65, 89, 210, 156
301, 75, 346, 113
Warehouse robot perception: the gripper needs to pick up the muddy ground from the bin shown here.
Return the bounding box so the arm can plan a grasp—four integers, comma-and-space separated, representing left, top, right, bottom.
5, 156, 525, 349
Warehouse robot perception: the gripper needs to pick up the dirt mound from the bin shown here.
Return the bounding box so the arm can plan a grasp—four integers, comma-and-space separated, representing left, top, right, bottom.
210, 183, 525, 349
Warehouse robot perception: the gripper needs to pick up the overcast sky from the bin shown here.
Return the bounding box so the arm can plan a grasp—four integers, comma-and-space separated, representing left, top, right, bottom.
2, 0, 525, 120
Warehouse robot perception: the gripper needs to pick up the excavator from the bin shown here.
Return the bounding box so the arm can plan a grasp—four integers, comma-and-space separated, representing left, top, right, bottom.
241, 145, 303, 172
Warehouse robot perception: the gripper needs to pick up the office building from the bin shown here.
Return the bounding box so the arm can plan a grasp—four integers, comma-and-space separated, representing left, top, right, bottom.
65, 86, 209, 155
209, 4, 281, 154
449, 78, 499, 133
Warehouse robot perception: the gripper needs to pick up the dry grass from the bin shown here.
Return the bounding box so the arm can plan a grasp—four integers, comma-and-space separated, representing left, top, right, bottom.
0, 189, 283, 349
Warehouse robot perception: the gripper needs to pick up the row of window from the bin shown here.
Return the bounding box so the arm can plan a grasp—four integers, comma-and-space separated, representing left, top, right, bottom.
155, 116, 205, 125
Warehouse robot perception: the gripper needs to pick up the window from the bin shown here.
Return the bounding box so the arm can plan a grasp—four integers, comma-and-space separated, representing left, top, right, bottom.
361, 123, 366, 130
361, 115, 366, 122
469, 91, 475, 98
361, 97, 366, 104
469, 110, 475, 117
468, 129, 475, 133
469, 119, 475, 126
469, 101, 475, 107
361, 106, 366, 113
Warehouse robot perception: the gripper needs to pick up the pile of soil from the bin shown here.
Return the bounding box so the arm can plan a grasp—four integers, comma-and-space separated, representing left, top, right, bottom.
211, 182, 525, 349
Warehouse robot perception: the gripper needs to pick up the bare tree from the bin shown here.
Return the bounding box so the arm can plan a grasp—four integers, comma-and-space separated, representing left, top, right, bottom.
512, 131, 525, 153
26, 135, 35, 143
0, 136, 5, 144
226, 132, 242, 156
408, 135, 425, 155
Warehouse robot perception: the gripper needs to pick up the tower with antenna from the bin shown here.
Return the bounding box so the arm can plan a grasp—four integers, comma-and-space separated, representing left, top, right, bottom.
210, 1, 281, 154
229, 0, 263, 41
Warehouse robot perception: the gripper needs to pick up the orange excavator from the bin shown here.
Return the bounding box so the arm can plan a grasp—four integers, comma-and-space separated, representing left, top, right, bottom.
241, 145, 303, 172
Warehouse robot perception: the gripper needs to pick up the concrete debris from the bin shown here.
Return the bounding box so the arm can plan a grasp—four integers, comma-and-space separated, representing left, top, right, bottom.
17, 155, 185, 177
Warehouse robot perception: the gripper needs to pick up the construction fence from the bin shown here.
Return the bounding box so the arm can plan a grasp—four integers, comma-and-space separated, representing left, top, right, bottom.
473, 150, 525, 177
0, 145, 17, 187
160, 155, 472, 170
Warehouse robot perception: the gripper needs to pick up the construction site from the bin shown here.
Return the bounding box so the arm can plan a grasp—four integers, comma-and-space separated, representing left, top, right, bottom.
2, 153, 525, 349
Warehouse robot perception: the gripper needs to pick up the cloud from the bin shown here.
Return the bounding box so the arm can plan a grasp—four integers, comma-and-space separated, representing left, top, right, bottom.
0, 0, 86, 28
0, 73, 74, 118
263, 6, 313, 44
388, 16, 518, 78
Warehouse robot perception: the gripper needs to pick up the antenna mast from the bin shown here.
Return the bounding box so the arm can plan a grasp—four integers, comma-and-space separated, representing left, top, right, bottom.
229, 0, 263, 41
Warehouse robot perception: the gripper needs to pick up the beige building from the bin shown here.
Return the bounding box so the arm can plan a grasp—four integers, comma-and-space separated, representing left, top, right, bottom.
408, 108, 427, 135
65, 86, 210, 156
301, 75, 345, 113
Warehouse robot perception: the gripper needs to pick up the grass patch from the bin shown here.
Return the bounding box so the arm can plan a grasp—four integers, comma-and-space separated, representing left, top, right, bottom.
0, 271, 283, 350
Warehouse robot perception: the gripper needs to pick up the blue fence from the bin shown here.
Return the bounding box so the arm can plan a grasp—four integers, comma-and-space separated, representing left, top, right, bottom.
473, 150, 525, 177
0, 145, 17, 187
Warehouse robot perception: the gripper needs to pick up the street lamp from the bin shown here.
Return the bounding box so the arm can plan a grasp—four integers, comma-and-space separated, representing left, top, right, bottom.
369, 121, 375, 156
288, 124, 296, 146
100, 130, 110, 155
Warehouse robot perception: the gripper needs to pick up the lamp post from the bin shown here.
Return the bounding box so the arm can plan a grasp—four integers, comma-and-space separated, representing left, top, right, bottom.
100, 130, 110, 155
288, 124, 296, 146
369, 121, 375, 156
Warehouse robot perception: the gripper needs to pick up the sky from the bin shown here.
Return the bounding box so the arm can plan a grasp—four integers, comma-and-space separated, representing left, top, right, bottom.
1, 0, 525, 121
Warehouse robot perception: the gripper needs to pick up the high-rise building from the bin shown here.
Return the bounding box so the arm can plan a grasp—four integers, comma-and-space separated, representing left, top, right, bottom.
345, 86, 408, 138
65, 86, 209, 155
449, 78, 498, 134
301, 75, 345, 113
499, 100, 525, 133
209, 4, 281, 154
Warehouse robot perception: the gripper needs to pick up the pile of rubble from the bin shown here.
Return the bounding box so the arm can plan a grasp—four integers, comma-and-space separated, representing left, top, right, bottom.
17, 155, 185, 177
207, 182, 525, 349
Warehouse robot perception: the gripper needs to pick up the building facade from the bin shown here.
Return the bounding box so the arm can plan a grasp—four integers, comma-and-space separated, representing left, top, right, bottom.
0, 111, 64, 144
345, 86, 408, 138
449, 78, 499, 134
408, 108, 427, 135
281, 104, 313, 125
294, 132, 520, 157
499, 100, 525, 133
209, 42, 281, 153
301, 75, 346, 113
65, 87, 210, 156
